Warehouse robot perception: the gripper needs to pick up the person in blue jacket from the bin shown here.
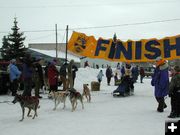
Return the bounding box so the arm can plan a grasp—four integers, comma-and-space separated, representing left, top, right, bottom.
151, 57, 169, 112
9, 59, 21, 96
97, 70, 104, 83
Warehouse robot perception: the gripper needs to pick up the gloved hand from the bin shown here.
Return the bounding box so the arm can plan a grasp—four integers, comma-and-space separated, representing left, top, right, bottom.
151, 81, 154, 86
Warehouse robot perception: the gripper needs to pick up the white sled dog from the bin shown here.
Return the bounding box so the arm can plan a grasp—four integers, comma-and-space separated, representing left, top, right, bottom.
49, 91, 69, 110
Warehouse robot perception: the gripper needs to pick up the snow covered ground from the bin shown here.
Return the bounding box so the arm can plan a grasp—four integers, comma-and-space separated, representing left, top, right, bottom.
0, 67, 179, 135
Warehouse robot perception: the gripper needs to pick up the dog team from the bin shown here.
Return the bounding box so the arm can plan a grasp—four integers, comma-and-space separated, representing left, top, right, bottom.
9, 56, 92, 121
12, 83, 91, 121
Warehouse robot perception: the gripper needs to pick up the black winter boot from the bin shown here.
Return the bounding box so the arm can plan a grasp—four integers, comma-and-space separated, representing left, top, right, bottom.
168, 112, 178, 118
157, 97, 165, 112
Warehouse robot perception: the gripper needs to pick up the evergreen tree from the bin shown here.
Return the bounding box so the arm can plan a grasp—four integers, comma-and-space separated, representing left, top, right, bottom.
113, 33, 117, 42
1, 36, 11, 60
1, 17, 27, 60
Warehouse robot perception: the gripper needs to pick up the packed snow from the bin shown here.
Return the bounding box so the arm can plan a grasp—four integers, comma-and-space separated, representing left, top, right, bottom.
0, 67, 179, 135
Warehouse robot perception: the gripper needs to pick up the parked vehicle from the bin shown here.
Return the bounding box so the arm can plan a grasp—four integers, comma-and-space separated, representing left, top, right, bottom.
0, 61, 10, 95
144, 67, 155, 77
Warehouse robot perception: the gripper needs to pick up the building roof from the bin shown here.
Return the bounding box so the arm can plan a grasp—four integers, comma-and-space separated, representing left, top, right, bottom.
29, 43, 66, 51
29, 48, 80, 62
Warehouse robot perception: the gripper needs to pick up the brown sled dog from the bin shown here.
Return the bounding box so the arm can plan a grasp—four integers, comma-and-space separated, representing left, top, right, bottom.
12, 94, 40, 121
82, 84, 91, 102
68, 88, 84, 112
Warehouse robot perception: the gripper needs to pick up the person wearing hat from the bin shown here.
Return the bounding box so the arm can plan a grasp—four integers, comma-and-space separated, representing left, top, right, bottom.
59, 62, 68, 91
151, 57, 169, 112
97, 70, 104, 83
9, 59, 21, 96
22, 53, 34, 96
33, 56, 44, 98
67, 59, 78, 89
105, 65, 113, 86
44, 61, 50, 91
168, 65, 180, 118
48, 59, 59, 93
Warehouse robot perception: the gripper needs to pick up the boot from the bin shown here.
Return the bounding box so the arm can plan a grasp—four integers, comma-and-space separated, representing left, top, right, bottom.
157, 98, 165, 112
168, 112, 178, 118
157, 107, 163, 112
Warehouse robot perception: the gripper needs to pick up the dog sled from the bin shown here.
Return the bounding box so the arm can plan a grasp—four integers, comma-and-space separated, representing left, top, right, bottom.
113, 76, 134, 97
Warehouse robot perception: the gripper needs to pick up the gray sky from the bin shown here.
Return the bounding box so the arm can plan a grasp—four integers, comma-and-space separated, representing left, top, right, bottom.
0, 0, 180, 47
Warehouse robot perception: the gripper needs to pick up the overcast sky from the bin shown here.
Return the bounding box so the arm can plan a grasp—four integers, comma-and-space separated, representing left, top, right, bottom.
0, 0, 180, 47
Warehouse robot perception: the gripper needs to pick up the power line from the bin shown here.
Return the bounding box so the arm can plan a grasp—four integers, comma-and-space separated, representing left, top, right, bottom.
0, 18, 180, 34
69, 18, 180, 30
0, 28, 65, 34
23, 28, 65, 33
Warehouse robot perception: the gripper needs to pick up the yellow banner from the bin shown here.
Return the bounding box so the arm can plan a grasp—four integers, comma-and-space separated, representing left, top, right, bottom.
68, 31, 180, 62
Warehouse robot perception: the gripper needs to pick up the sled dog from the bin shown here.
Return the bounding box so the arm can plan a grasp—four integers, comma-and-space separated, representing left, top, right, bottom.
82, 84, 91, 102
49, 91, 69, 110
12, 94, 39, 121
68, 88, 84, 112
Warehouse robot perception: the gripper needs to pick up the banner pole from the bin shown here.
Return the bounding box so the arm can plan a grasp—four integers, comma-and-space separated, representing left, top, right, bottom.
55, 24, 58, 59
65, 25, 68, 63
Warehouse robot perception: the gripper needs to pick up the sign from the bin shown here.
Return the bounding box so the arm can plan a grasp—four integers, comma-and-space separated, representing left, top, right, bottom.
68, 31, 180, 62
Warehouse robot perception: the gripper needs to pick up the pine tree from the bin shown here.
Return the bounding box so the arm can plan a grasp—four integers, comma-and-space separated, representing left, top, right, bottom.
1, 36, 11, 60
1, 18, 27, 60
113, 33, 117, 42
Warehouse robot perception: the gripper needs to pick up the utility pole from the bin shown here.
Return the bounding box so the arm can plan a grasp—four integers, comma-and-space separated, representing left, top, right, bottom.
55, 24, 58, 59
65, 25, 68, 63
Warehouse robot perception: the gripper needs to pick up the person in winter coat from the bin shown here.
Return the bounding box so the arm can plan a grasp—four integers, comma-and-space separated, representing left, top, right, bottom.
97, 70, 104, 83
106, 66, 113, 85
114, 72, 118, 82
114, 72, 122, 86
33, 57, 44, 98
48, 60, 59, 92
22, 54, 34, 96
139, 67, 145, 83
9, 59, 21, 96
84, 61, 89, 68
67, 59, 78, 89
168, 65, 180, 118
116, 63, 121, 70
121, 65, 125, 77
72, 64, 78, 87
44, 61, 50, 91
59, 62, 68, 91
151, 57, 169, 112
132, 65, 139, 83
124, 63, 134, 94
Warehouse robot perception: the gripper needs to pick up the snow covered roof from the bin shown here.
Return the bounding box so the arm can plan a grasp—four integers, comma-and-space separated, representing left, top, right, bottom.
29, 48, 80, 62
